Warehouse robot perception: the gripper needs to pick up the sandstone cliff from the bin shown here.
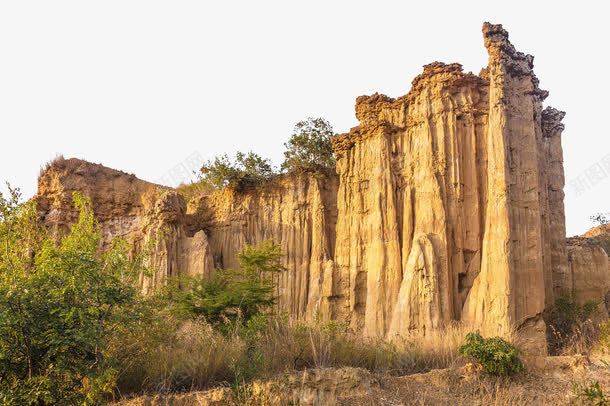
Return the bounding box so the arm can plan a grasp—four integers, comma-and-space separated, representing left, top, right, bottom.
190, 173, 338, 318
36, 157, 214, 293
330, 23, 569, 348
34, 23, 608, 352
564, 225, 610, 308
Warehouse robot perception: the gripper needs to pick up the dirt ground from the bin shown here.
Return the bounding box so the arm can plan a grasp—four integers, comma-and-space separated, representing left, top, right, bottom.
115, 355, 610, 405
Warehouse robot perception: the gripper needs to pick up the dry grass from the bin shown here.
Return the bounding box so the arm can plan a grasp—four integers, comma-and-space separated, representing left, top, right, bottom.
113, 316, 474, 397
551, 319, 601, 356
175, 181, 212, 203
113, 319, 245, 394
38, 154, 65, 180
112, 316, 610, 405
115, 359, 607, 406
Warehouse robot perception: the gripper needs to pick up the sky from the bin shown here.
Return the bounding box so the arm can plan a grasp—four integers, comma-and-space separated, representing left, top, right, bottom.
0, 1, 608, 236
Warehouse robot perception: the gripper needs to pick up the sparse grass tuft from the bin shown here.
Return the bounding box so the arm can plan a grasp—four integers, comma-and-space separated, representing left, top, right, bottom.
38, 154, 65, 179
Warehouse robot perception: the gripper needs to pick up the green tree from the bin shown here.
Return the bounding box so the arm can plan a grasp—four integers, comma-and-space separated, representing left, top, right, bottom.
238, 240, 285, 277
281, 117, 335, 173
0, 189, 142, 405
171, 240, 285, 325
171, 270, 274, 325
199, 151, 274, 190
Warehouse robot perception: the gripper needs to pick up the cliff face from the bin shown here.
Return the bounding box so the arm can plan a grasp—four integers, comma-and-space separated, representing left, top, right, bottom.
331, 66, 489, 336
34, 23, 608, 352
36, 160, 338, 316
564, 225, 610, 308
191, 173, 338, 319
36, 157, 214, 294
329, 24, 571, 348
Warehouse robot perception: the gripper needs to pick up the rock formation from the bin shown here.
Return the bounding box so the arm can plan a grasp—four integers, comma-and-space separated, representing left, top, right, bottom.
36, 157, 214, 293
34, 23, 610, 353
565, 225, 610, 308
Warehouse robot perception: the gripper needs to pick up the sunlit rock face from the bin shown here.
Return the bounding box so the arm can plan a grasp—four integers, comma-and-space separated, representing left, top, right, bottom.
36, 23, 606, 354
35, 158, 215, 293
564, 225, 610, 310
330, 23, 570, 352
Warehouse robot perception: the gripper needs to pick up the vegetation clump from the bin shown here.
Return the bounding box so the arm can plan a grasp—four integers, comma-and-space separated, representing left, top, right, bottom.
590, 212, 609, 226
168, 240, 285, 325
0, 187, 144, 405
199, 151, 275, 190
194, 117, 335, 194
573, 381, 609, 406
458, 332, 524, 376
546, 292, 599, 355
281, 117, 335, 173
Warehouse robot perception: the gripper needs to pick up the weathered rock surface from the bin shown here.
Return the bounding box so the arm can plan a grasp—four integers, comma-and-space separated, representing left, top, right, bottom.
564, 225, 610, 309
34, 23, 610, 351
330, 23, 569, 350
36, 157, 214, 293
191, 173, 338, 318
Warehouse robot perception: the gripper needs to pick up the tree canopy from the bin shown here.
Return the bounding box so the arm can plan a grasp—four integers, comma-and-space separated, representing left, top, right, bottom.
281, 117, 335, 173
199, 151, 275, 190
0, 188, 143, 404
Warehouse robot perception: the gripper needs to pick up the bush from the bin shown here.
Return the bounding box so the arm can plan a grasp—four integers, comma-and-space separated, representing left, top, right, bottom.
458, 332, 524, 376
281, 117, 335, 173
0, 189, 143, 404
199, 151, 275, 190
573, 381, 609, 405
546, 293, 599, 355
167, 240, 285, 326
168, 269, 276, 326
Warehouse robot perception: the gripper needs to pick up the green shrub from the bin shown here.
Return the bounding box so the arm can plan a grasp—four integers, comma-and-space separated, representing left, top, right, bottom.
458, 332, 524, 376
281, 117, 335, 173
546, 292, 599, 354
199, 151, 275, 190
573, 381, 609, 405
168, 269, 275, 325
167, 240, 285, 326
0, 189, 143, 404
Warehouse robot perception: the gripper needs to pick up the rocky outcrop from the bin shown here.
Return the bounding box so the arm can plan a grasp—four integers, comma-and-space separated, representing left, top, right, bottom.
35, 23, 603, 352
329, 23, 569, 350
191, 172, 338, 318
36, 157, 160, 243
564, 225, 610, 310
36, 157, 214, 293
36, 159, 337, 313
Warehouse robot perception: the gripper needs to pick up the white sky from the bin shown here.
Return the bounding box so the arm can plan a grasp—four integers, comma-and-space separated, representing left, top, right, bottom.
0, 1, 608, 236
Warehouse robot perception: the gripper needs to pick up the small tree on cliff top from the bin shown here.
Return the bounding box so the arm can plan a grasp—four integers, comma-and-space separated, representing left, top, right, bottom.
199, 151, 275, 190
281, 117, 335, 173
